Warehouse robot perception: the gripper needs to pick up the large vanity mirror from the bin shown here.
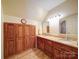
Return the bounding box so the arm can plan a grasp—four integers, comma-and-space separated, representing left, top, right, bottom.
42, 0, 78, 41
42, 14, 78, 41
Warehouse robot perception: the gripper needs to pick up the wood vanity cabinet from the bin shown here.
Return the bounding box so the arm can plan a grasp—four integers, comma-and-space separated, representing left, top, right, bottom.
37, 36, 78, 59
37, 37, 45, 51
4, 23, 36, 58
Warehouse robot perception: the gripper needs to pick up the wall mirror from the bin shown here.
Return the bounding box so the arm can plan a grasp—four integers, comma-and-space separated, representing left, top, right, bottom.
42, 14, 78, 41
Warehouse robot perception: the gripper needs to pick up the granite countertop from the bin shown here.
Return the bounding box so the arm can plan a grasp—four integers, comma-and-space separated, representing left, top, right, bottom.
37, 35, 78, 48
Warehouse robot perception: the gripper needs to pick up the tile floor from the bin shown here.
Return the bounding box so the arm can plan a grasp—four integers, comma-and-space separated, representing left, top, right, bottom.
6, 48, 51, 59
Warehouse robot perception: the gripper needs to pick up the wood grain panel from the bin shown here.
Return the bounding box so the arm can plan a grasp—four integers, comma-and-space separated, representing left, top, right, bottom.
30, 36, 36, 48
4, 23, 15, 57
29, 25, 35, 36
15, 24, 23, 53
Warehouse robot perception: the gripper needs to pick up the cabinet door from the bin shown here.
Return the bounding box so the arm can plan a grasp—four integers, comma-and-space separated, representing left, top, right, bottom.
30, 36, 36, 48
7, 41, 15, 56
54, 47, 61, 59
29, 26, 35, 36
29, 25, 36, 48
4, 23, 8, 57
23, 25, 30, 50
24, 35, 30, 50
4, 23, 15, 57
15, 25, 23, 53
6, 23, 15, 40
24, 25, 30, 36
44, 40, 53, 57
37, 37, 44, 51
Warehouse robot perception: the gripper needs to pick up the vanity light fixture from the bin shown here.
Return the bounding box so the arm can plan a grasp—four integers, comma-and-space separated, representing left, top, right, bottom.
58, 13, 63, 18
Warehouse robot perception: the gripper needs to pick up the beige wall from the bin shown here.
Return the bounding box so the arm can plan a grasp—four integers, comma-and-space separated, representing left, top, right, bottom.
3, 15, 43, 35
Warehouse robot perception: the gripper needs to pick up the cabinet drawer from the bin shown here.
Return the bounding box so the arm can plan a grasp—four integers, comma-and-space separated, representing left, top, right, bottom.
37, 38, 44, 51
54, 42, 71, 50
45, 44, 53, 53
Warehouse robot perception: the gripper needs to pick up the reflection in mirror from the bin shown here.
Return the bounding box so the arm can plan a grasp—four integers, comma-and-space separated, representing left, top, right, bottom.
47, 25, 49, 33
60, 20, 66, 34
42, 14, 78, 41
60, 14, 78, 41
42, 0, 78, 42
42, 21, 49, 34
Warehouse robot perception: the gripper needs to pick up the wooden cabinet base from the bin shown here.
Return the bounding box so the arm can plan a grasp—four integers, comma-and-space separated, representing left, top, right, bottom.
37, 36, 78, 59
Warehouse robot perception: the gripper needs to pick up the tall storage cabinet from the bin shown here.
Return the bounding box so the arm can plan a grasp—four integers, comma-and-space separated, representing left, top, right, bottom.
4, 23, 36, 58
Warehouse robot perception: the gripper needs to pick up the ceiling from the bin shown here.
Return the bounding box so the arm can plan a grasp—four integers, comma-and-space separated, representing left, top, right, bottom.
2, 0, 66, 21
45, 0, 78, 21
